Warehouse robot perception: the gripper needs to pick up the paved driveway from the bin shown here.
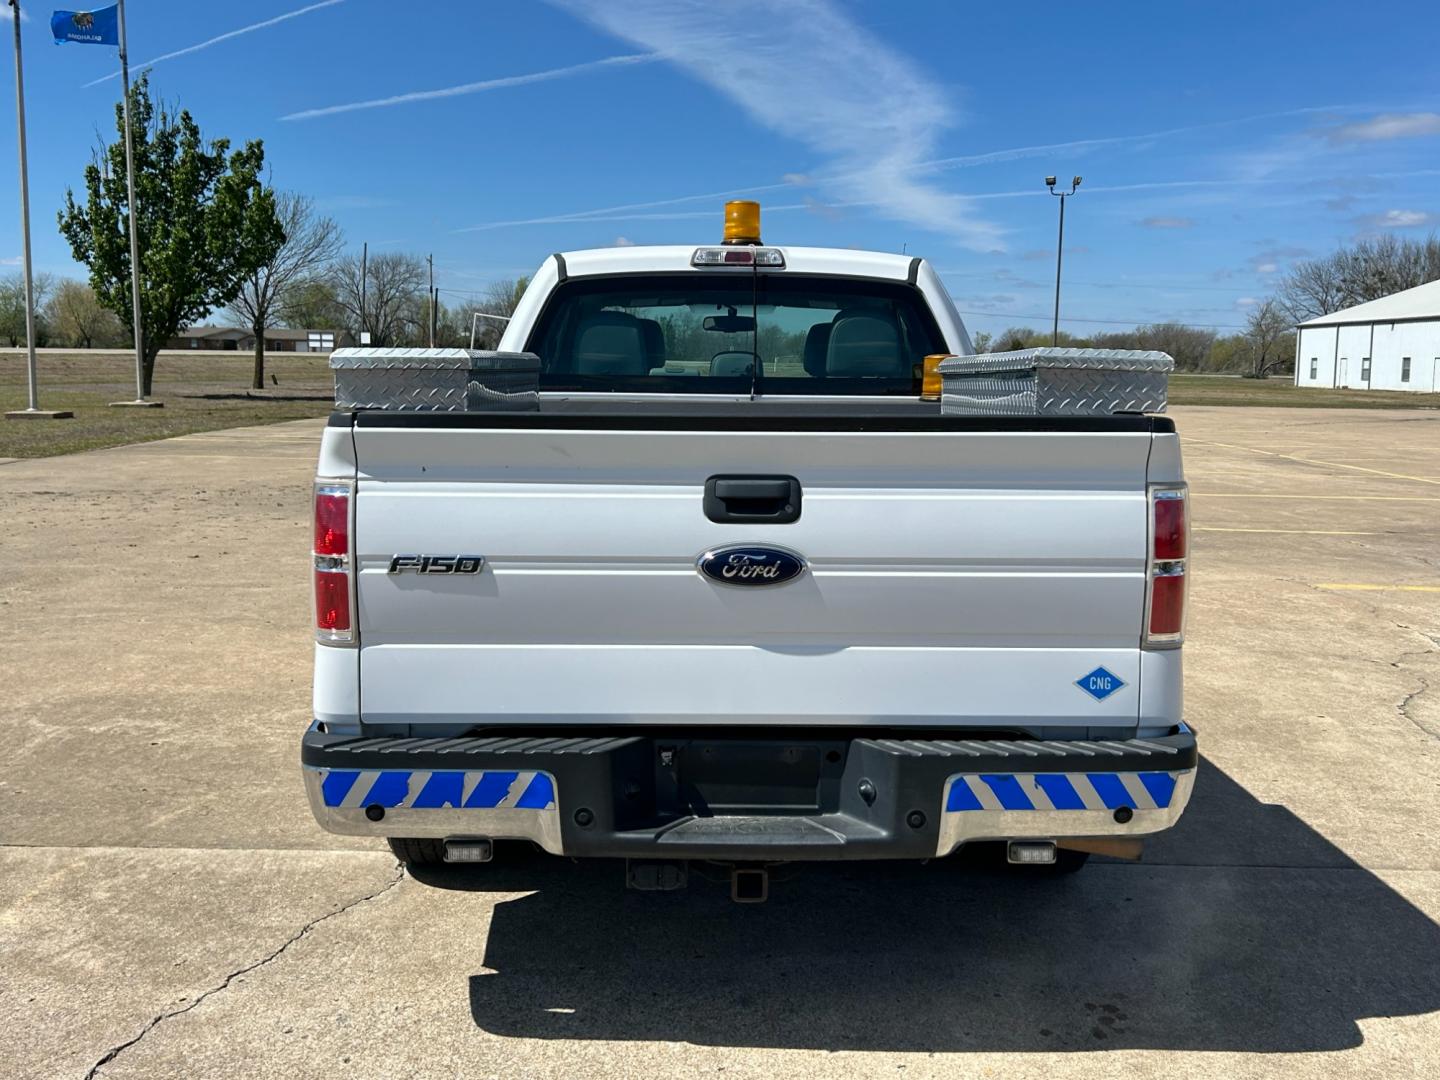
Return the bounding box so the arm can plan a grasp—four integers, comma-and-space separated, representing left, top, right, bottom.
2, 407, 1438, 1079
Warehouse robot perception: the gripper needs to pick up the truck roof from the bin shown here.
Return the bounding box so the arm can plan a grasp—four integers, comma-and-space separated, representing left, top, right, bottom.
554, 244, 921, 282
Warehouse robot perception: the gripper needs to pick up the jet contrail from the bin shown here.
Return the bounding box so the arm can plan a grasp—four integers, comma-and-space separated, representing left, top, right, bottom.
83, 0, 346, 87
280, 53, 660, 121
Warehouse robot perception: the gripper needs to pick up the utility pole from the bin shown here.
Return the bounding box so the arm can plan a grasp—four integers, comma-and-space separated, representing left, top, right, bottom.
1046, 175, 1082, 347
110, 0, 160, 406
5, 0, 72, 420
426, 254, 435, 347
359, 242, 368, 344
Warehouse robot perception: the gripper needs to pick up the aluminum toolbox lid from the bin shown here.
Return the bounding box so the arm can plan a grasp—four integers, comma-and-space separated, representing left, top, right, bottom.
329, 347, 541, 371
938, 347, 1175, 374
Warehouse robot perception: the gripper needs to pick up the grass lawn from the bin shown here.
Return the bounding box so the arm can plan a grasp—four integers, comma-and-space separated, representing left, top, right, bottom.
1, 350, 334, 458
4, 353, 1437, 459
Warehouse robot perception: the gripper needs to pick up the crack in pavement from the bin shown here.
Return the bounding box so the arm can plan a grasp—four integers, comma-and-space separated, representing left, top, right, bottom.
1398, 678, 1436, 740
82, 861, 404, 1080
1393, 624, 1440, 741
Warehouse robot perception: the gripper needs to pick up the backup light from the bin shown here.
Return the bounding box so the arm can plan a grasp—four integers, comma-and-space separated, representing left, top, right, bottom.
692, 247, 785, 268
1007, 841, 1057, 865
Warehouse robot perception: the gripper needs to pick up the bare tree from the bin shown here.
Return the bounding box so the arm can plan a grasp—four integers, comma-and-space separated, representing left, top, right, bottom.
1241, 300, 1295, 379
1281, 234, 1440, 320
328, 252, 426, 347
46, 279, 124, 348
468, 277, 530, 348
229, 192, 343, 388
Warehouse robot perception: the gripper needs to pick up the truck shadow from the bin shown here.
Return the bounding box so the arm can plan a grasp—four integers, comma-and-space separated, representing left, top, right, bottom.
414, 758, 1440, 1053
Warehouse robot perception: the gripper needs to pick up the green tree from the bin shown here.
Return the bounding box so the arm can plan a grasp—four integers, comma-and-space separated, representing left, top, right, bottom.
45, 279, 125, 348
58, 75, 283, 396
0, 271, 55, 347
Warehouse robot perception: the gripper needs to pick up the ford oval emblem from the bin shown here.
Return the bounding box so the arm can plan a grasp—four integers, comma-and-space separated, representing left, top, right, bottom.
697, 544, 807, 587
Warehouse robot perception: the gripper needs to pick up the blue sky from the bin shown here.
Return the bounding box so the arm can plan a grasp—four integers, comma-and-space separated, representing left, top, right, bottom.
3, 0, 1439, 335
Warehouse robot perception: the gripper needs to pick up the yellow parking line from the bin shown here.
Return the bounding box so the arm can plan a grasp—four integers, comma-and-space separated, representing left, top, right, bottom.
1194, 493, 1440, 503
1190, 440, 1440, 486
1314, 584, 1440, 592
1195, 527, 1378, 535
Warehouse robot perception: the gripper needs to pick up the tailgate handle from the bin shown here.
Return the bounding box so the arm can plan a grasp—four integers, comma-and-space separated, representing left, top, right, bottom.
705, 475, 802, 524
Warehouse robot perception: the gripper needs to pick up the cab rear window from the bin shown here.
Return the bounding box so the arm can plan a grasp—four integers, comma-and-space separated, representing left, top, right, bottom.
525, 273, 945, 395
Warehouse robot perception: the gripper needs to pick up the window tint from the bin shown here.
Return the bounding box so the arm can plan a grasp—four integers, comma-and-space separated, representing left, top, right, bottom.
526, 274, 945, 394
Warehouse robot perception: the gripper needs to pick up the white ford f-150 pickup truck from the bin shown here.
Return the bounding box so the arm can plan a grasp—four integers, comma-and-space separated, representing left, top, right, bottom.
303, 203, 1194, 898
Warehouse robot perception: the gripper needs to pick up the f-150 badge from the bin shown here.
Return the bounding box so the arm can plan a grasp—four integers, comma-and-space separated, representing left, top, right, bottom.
697, 545, 806, 587
388, 555, 485, 574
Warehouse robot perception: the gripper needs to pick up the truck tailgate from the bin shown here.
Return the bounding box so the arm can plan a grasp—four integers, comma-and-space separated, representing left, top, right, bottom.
349, 414, 1159, 732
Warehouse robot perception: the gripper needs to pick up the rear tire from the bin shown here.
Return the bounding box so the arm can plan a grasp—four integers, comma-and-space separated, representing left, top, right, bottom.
386, 837, 447, 866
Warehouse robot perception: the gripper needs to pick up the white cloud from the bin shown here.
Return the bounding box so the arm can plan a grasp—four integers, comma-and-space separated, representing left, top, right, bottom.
281, 53, 658, 121
1141, 216, 1195, 229
1, 255, 23, 266
453, 105, 1369, 236
1254, 263, 1278, 274
1324, 112, 1440, 144
548, 0, 1004, 250
1236, 297, 1260, 308
1, 6, 30, 23
611, 236, 636, 247
85, 1, 346, 87
1355, 208, 1436, 229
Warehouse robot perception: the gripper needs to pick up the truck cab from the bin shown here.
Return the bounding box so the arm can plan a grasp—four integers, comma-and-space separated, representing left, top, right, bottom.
303, 203, 1195, 894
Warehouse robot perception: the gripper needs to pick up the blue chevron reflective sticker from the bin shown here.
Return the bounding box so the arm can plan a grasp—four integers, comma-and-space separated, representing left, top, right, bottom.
412, 771, 465, 808
514, 773, 555, 809
465, 771, 520, 809
321, 770, 360, 807
943, 770, 1184, 814
1138, 771, 1177, 808
1032, 773, 1086, 810
980, 774, 1035, 811
364, 771, 413, 808
318, 768, 557, 811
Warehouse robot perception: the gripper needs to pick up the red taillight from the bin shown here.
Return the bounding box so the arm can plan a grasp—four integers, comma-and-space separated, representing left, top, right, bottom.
1144, 485, 1188, 647
314, 482, 354, 644
1153, 495, 1187, 560
314, 493, 349, 556
1148, 571, 1186, 637
314, 570, 351, 632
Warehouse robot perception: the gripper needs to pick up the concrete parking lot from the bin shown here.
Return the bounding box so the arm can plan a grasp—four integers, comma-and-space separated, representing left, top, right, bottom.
2, 405, 1438, 1079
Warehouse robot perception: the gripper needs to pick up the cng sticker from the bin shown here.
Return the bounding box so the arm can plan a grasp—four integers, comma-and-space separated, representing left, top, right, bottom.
1076, 666, 1126, 702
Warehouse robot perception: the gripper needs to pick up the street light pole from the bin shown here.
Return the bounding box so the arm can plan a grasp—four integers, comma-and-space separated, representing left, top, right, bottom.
1046, 175, 1082, 347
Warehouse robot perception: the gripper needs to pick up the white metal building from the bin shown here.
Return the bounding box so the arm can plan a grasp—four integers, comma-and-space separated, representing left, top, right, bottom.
1294, 278, 1440, 392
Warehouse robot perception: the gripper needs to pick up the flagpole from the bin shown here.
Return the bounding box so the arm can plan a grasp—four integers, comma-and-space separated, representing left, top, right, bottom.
113, 0, 157, 407
5, 0, 71, 421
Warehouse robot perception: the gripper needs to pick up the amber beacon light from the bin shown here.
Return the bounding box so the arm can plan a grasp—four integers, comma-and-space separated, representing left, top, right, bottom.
723, 200, 762, 245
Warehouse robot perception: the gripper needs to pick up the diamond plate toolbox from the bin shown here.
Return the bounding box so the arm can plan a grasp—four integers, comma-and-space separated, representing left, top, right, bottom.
938, 348, 1174, 417
331, 348, 541, 411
